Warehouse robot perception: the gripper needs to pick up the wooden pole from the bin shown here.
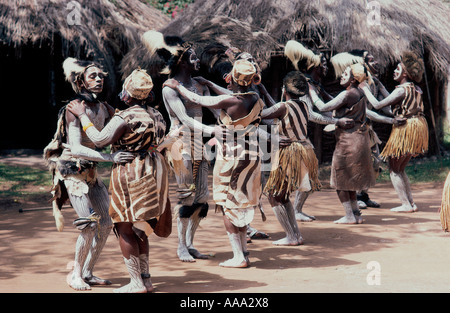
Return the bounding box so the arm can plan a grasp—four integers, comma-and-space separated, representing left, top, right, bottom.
420, 37, 441, 158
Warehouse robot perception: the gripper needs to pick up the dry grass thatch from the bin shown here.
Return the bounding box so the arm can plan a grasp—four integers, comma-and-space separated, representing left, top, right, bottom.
0, 0, 170, 83
162, 0, 450, 80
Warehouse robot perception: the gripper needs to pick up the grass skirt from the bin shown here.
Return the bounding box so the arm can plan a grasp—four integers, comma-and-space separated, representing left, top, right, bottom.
264, 142, 320, 199
380, 116, 428, 160
440, 172, 450, 232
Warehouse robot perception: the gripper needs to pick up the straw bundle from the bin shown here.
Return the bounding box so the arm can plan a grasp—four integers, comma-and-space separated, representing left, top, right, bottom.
440, 172, 450, 232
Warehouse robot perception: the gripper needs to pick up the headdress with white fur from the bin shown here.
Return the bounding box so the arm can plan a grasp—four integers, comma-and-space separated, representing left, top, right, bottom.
141, 30, 193, 77
62, 57, 106, 94
330, 52, 365, 79
284, 40, 322, 72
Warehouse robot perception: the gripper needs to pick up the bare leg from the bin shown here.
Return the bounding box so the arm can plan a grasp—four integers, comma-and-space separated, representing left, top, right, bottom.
186, 208, 209, 259
220, 214, 249, 268
389, 156, 415, 212
293, 190, 315, 221
66, 191, 95, 291
113, 222, 146, 293
334, 190, 358, 224
82, 181, 112, 286
271, 203, 304, 246
177, 214, 195, 262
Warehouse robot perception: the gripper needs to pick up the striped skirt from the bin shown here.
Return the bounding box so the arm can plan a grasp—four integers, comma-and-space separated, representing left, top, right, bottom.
213, 130, 261, 227
109, 151, 169, 236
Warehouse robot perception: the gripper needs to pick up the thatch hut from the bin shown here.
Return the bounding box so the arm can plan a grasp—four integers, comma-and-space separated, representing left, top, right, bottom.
160, 0, 450, 162
0, 0, 169, 150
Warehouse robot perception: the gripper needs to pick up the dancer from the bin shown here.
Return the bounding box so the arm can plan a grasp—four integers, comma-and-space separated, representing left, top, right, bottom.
359, 51, 428, 212
284, 40, 332, 221
331, 50, 395, 209
67, 69, 170, 293
204, 47, 272, 240
144, 30, 219, 262
309, 64, 377, 223
43, 58, 132, 290
261, 71, 355, 243
164, 59, 264, 268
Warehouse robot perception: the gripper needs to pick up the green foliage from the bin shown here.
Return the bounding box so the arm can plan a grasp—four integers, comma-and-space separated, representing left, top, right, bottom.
376, 157, 450, 184
0, 163, 51, 198
146, 0, 194, 18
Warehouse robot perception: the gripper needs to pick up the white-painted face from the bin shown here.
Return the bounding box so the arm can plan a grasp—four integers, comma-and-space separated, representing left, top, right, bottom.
393, 63, 404, 82
340, 66, 352, 86
83, 66, 104, 94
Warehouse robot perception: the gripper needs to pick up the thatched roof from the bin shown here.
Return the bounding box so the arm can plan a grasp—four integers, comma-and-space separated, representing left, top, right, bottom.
0, 0, 170, 83
161, 15, 281, 71
162, 0, 450, 81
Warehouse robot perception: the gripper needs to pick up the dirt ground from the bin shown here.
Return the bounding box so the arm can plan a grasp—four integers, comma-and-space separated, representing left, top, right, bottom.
1, 154, 449, 294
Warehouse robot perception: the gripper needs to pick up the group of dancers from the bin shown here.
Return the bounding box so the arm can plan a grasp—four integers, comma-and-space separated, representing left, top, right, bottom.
43, 29, 430, 293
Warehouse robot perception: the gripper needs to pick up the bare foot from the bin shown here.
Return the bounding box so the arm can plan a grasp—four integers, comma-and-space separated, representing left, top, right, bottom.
113, 282, 147, 293
219, 258, 249, 268
391, 204, 416, 213
334, 216, 358, 224
69, 276, 91, 291
178, 246, 196, 262
272, 236, 303, 246
142, 275, 155, 293
84, 275, 111, 286
188, 248, 209, 259
295, 212, 315, 222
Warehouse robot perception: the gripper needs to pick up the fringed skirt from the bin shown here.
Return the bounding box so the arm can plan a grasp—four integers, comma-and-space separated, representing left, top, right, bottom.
380, 115, 429, 160
440, 172, 450, 232
264, 141, 320, 200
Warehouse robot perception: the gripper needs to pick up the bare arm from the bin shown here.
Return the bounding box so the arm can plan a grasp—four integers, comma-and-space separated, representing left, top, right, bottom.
366, 109, 395, 124
261, 102, 287, 120
174, 84, 238, 110
257, 83, 277, 107
309, 87, 349, 112
162, 86, 217, 136
65, 111, 133, 163
300, 95, 339, 125
67, 100, 128, 148
78, 114, 128, 148
194, 76, 231, 95
360, 83, 405, 110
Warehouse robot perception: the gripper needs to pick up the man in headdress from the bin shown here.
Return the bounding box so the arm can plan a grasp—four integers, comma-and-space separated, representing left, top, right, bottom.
359, 51, 428, 213
284, 40, 337, 221
142, 30, 219, 262
43, 58, 133, 290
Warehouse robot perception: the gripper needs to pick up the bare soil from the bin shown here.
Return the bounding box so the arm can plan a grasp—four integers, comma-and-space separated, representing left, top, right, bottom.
0, 154, 449, 294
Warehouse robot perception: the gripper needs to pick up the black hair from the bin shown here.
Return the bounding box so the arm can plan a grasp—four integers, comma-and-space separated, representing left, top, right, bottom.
283, 71, 308, 97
